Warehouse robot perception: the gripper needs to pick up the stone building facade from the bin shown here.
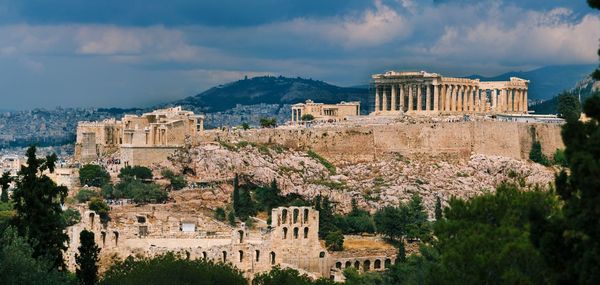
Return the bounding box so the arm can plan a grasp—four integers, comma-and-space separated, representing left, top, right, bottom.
371, 71, 529, 114
75, 107, 204, 166
66, 206, 396, 281
291, 100, 360, 123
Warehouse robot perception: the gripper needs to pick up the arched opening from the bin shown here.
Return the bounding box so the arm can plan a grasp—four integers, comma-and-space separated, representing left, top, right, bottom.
364, 260, 371, 271
270, 252, 276, 265
101, 231, 106, 247
303, 227, 309, 239
202, 252, 207, 259
303, 209, 309, 222
293, 227, 299, 239
238, 230, 244, 243
345, 261, 352, 268
282, 227, 288, 239
222, 251, 227, 262
185, 251, 190, 260
374, 259, 381, 269
255, 250, 260, 262
239, 250, 244, 262
293, 209, 299, 223
336, 262, 342, 269
354, 261, 360, 269
319, 251, 325, 258
281, 209, 288, 223
384, 258, 391, 268
113, 231, 119, 247
89, 213, 95, 228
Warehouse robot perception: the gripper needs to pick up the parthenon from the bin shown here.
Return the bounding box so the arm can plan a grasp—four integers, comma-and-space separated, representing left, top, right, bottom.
371, 71, 529, 114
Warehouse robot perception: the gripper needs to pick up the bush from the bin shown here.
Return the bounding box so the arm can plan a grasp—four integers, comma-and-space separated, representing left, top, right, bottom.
99, 253, 246, 285
259, 117, 277, 128
301, 114, 315, 121
529, 141, 550, 166
161, 169, 186, 190
76, 189, 100, 203
324, 230, 344, 251
88, 198, 110, 224
79, 165, 110, 187
119, 166, 153, 181
115, 180, 168, 204
307, 150, 336, 174
214, 208, 226, 221
253, 266, 335, 285
552, 148, 567, 167
61, 208, 81, 227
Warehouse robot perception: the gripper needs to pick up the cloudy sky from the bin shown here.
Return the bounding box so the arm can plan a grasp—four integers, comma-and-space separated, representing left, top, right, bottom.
0, 0, 598, 109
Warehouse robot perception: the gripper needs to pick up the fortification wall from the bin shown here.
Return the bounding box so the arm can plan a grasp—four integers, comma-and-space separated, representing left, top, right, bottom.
203, 121, 563, 163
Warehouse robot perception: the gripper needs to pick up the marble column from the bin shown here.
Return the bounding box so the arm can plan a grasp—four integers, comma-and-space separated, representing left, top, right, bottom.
481, 89, 487, 112
445, 85, 451, 112
375, 85, 380, 112
399, 84, 405, 111
466, 86, 472, 111
426, 84, 431, 111
508, 89, 513, 112
433, 84, 439, 112
391, 84, 397, 111
382, 85, 388, 112
449, 85, 456, 112
408, 85, 414, 112
523, 90, 528, 113
417, 85, 422, 112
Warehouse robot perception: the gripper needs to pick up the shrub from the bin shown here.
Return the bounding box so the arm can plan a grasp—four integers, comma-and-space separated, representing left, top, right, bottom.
307, 150, 336, 174
76, 189, 100, 203
62, 208, 81, 227
301, 114, 315, 121
214, 208, 226, 221
161, 169, 186, 190
79, 165, 110, 187
119, 166, 153, 181
529, 141, 550, 166
324, 230, 344, 251
88, 198, 110, 224
259, 117, 277, 128
552, 148, 567, 167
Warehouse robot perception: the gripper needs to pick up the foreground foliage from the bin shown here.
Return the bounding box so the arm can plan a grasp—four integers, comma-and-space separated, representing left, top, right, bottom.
254, 266, 335, 285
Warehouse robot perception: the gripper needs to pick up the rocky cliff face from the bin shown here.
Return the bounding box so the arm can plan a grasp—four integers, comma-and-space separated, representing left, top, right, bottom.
186, 142, 555, 216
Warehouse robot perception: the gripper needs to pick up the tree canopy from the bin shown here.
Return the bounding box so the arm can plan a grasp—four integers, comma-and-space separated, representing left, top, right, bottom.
79, 164, 110, 187
556, 91, 581, 122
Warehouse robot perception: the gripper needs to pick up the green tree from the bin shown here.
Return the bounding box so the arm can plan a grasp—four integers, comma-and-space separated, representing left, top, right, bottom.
343, 267, 385, 285
232, 174, 240, 214
0, 227, 74, 285
241, 122, 250, 130
119, 166, 153, 181
99, 253, 246, 285
115, 180, 168, 203
214, 207, 226, 221
529, 140, 550, 166
253, 266, 335, 285
434, 196, 443, 221
589, 0, 600, 79
531, 94, 600, 284
556, 91, 581, 122
88, 198, 110, 224
314, 195, 338, 239
228, 211, 236, 226
552, 148, 567, 167
301, 114, 315, 121
405, 194, 430, 242
76, 230, 100, 285
11, 146, 68, 270
79, 165, 110, 187
259, 117, 277, 128
76, 188, 100, 203
61, 208, 81, 227
161, 169, 186, 190
324, 230, 344, 251
374, 206, 407, 242
0, 171, 11, 202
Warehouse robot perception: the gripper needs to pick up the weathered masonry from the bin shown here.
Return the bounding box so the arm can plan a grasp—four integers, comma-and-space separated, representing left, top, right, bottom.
291, 100, 360, 123
371, 71, 529, 114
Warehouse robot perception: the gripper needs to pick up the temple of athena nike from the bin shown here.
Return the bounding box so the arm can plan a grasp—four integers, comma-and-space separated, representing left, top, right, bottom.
371, 71, 529, 114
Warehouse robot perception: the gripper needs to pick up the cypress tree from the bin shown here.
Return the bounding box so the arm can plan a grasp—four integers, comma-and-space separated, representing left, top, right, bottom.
0, 172, 11, 202
232, 174, 240, 214
434, 196, 443, 221
76, 229, 100, 285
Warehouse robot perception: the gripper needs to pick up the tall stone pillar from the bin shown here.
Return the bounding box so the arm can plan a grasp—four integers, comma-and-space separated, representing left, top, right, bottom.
399, 84, 405, 111
508, 89, 514, 112
449, 85, 456, 112
382, 86, 388, 112
433, 84, 439, 112
408, 85, 414, 112
391, 84, 397, 111
523, 90, 528, 113
466, 86, 472, 112
456, 85, 462, 111
375, 85, 380, 112
417, 85, 422, 112
517, 89, 523, 112
490, 89, 496, 111
481, 89, 487, 112
426, 84, 431, 111
445, 85, 451, 112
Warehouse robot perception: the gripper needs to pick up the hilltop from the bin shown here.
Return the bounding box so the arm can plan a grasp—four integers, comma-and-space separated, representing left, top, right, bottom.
169, 76, 369, 113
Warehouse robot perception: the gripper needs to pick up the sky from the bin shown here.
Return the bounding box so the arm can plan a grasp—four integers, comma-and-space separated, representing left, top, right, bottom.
0, 0, 598, 110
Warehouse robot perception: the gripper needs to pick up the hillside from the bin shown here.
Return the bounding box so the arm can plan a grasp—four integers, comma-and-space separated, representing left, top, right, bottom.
171, 76, 369, 113
530, 74, 600, 114
469, 64, 596, 101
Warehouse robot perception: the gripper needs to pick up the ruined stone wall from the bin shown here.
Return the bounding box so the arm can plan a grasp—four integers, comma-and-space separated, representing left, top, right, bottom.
120, 146, 179, 167
203, 121, 563, 163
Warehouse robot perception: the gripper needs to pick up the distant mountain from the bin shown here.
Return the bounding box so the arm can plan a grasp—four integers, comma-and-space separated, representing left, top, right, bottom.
169, 76, 369, 113
468, 64, 596, 101
530, 74, 600, 114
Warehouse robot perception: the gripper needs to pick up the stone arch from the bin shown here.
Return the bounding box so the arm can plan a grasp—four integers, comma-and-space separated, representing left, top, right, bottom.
281, 209, 288, 223
303, 227, 309, 239
185, 251, 190, 260
345, 261, 352, 268
354, 261, 360, 269
293, 209, 299, 223
374, 259, 381, 269
238, 230, 244, 243
255, 250, 260, 262
282, 227, 288, 239
303, 209, 309, 222
384, 259, 391, 268
202, 252, 207, 259
113, 231, 119, 247
270, 252, 276, 265
100, 231, 106, 247
293, 227, 299, 239
239, 250, 244, 262
319, 251, 325, 258
89, 212, 95, 228
222, 251, 227, 262
335, 262, 342, 269
364, 260, 371, 271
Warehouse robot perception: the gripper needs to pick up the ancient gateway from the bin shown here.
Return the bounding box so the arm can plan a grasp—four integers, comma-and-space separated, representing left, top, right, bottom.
371, 71, 529, 114
291, 100, 360, 123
